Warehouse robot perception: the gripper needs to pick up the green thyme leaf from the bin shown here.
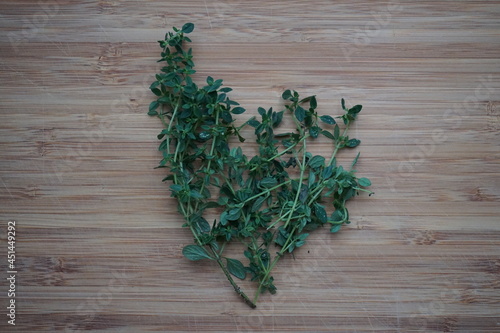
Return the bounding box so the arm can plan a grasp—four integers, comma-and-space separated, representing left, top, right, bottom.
321, 130, 335, 140
295, 105, 306, 122
182, 245, 213, 261
351, 152, 360, 169
358, 177, 372, 187
282, 89, 292, 100
319, 115, 336, 125
308, 155, 325, 169
226, 258, 247, 280
181, 23, 194, 33
260, 177, 278, 188
148, 101, 160, 116
346, 138, 361, 148
251, 196, 267, 212
231, 106, 246, 114
309, 95, 317, 109
333, 125, 340, 140
313, 203, 328, 223
349, 105, 362, 116
330, 224, 342, 233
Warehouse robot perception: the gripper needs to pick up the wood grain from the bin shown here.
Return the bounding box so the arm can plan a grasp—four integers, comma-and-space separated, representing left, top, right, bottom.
0, 1, 499, 332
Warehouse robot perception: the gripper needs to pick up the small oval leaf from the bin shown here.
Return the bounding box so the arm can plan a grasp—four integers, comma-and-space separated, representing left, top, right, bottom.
358, 177, 372, 187
319, 115, 336, 125
321, 130, 335, 140
309, 95, 317, 109
251, 196, 266, 212
181, 23, 194, 33
314, 203, 328, 223
346, 138, 360, 148
231, 106, 246, 114
309, 126, 320, 138
226, 208, 241, 221
330, 224, 342, 233
226, 258, 246, 280
182, 245, 213, 261
334, 125, 340, 140
260, 177, 278, 188
282, 89, 292, 100
294, 105, 306, 122
308, 155, 325, 169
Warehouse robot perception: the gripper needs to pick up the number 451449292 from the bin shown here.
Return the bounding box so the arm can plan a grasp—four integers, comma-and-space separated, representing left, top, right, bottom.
7, 221, 15, 270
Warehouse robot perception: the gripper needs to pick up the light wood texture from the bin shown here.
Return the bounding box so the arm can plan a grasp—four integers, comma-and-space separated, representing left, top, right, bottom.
1, 1, 499, 332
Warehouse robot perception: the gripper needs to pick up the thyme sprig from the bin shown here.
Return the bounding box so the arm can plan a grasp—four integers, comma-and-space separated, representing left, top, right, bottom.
148, 23, 373, 309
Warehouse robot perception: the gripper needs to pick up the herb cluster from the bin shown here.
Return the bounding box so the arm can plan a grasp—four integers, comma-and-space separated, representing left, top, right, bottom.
148, 23, 373, 308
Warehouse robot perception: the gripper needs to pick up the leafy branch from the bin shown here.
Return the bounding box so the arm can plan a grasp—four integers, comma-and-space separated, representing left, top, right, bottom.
148, 23, 373, 309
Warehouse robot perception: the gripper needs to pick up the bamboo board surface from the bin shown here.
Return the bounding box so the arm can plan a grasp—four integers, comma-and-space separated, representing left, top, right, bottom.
0, 1, 499, 332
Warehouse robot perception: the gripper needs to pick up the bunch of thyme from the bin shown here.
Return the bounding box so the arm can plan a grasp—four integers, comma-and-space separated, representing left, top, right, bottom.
148, 23, 373, 308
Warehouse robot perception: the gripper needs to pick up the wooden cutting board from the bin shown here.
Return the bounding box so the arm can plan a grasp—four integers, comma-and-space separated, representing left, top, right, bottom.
0, 1, 499, 332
